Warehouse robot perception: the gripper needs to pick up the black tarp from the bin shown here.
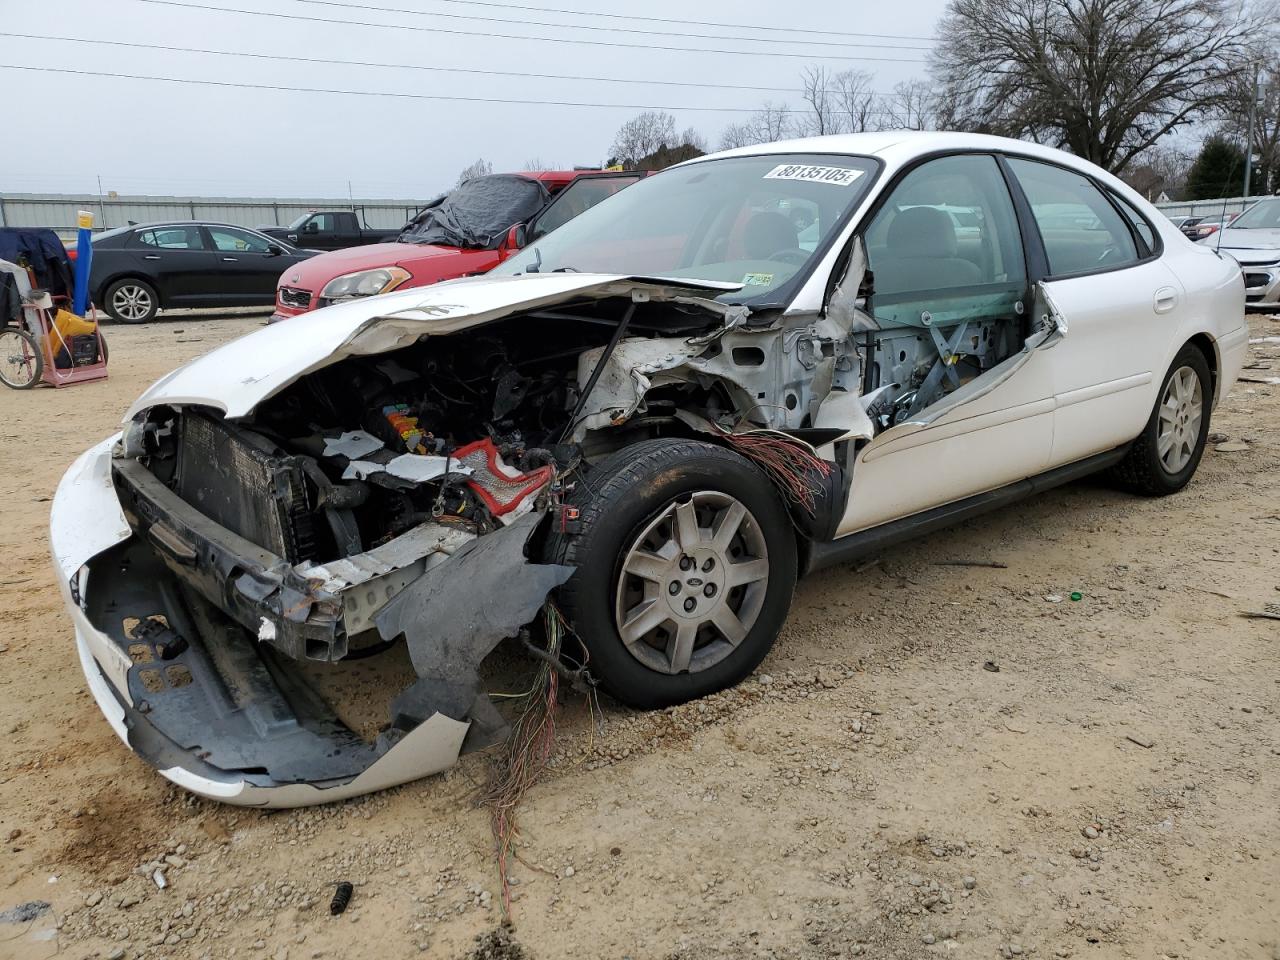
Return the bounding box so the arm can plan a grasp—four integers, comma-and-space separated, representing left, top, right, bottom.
0, 228, 74, 299
399, 174, 550, 249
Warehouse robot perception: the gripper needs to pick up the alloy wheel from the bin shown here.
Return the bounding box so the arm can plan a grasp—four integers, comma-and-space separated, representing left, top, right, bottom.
613, 490, 770, 675
1156, 365, 1203, 474
111, 284, 153, 322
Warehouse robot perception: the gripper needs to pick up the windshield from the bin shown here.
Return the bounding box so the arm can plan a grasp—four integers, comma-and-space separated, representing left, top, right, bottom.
399, 174, 549, 248
493, 153, 879, 305
1229, 198, 1280, 230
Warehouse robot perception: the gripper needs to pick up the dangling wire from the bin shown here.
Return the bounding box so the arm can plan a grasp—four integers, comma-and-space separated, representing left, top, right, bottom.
482, 604, 591, 921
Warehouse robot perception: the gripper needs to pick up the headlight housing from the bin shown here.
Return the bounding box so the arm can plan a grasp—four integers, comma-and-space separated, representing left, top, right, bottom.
319, 266, 411, 302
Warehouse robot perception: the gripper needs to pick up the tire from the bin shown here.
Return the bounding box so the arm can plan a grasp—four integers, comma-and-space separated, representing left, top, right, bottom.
103, 278, 159, 323
0, 328, 43, 389
1109, 344, 1212, 496
546, 438, 797, 709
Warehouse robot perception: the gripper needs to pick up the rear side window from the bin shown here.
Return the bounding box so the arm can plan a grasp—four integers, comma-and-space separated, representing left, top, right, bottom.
1007, 158, 1139, 276
136, 226, 204, 250
1108, 191, 1158, 254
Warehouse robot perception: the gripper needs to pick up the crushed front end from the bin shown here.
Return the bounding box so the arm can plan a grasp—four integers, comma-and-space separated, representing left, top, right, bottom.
50, 277, 739, 806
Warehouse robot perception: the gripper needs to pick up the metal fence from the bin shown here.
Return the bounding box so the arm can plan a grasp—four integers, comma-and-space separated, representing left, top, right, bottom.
1152, 196, 1265, 218
0, 192, 426, 235
2, 189, 1271, 237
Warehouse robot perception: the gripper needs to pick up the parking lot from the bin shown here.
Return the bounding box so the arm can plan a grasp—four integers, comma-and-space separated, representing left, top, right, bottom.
1, 311, 1277, 959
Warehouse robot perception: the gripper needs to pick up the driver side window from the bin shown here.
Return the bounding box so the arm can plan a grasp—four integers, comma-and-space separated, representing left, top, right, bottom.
864, 154, 1026, 330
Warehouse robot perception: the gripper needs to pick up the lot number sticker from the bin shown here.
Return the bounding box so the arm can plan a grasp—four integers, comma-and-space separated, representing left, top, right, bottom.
763, 164, 863, 186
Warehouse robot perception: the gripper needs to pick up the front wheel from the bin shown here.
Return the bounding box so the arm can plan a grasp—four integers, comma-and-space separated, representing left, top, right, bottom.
546, 439, 797, 709
1110, 344, 1212, 495
0, 328, 43, 389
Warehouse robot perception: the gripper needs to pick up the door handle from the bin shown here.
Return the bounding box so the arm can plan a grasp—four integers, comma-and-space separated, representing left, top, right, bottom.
143, 254, 161, 260
1153, 287, 1178, 314
221, 257, 238, 262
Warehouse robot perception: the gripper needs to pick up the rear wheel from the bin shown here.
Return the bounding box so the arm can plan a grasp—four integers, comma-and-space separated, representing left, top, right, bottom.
0, 328, 42, 389
1110, 344, 1212, 495
546, 439, 797, 709
104, 278, 158, 323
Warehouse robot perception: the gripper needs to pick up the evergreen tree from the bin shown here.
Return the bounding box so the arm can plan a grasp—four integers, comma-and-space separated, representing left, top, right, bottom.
1186, 138, 1246, 199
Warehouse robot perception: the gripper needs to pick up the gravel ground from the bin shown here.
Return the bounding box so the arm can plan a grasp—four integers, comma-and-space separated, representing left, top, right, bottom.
1, 310, 1278, 960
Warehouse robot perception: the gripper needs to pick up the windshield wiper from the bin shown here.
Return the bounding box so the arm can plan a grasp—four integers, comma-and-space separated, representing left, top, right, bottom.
551, 265, 580, 273
525, 247, 543, 274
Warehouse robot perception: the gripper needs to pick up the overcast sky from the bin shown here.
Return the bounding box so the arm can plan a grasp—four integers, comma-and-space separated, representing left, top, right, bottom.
0, 0, 946, 201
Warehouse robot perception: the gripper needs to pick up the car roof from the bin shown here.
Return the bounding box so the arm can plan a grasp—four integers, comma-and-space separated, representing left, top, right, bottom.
119, 220, 269, 231
693, 130, 1126, 180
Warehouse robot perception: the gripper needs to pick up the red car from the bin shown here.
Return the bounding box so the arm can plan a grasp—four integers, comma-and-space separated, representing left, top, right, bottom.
271, 170, 642, 321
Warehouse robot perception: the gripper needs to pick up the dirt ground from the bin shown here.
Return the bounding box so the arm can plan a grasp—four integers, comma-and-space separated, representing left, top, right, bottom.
1, 310, 1278, 960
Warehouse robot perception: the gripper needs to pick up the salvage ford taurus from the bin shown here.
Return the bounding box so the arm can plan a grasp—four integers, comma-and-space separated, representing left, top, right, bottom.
51, 132, 1248, 806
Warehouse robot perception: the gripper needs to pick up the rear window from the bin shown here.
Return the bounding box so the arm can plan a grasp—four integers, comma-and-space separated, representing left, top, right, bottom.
135, 226, 204, 250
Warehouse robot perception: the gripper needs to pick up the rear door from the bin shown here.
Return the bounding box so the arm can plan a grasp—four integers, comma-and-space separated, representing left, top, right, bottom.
333, 212, 362, 247
1003, 157, 1176, 465
128, 226, 214, 304
203, 226, 288, 304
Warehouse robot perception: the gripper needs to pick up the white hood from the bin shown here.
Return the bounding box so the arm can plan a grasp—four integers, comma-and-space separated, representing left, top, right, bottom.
1209, 227, 1280, 261
125, 273, 739, 422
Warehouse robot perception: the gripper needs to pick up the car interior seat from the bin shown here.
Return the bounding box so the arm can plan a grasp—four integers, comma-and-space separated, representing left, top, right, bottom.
872, 206, 983, 297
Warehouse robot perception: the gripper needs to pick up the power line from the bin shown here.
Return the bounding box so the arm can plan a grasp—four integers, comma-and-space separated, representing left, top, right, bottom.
134, 0, 931, 63
0, 42, 1114, 110
303, 0, 937, 41
288, 0, 935, 49
0, 64, 908, 114
0, 32, 817, 95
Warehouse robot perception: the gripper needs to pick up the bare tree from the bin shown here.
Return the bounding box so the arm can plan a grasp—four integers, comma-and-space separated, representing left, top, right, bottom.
719, 121, 758, 150
720, 101, 794, 150
832, 69, 881, 133
679, 126, 709, 154
932, 0, 1265, 172
751, 101, 792, 143
1121, 143, 1195, 199
1219, 65, 1280, 194
611, 111, 677, 168
455, 158, 493, 185
522, 157, 562, 171
883, 80, 937, 131
798, 65, 837, 136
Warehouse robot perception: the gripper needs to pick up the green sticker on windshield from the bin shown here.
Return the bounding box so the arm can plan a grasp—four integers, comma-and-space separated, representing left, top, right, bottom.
742, 272, 774, 286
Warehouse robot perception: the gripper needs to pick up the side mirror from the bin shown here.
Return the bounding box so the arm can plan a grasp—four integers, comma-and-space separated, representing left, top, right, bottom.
500, 223, 527, 252
266, 244, 284, 257
303, 221, 319, 234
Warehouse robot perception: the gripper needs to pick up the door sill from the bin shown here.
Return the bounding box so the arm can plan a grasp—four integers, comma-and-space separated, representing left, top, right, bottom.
803, 445, 1130, 575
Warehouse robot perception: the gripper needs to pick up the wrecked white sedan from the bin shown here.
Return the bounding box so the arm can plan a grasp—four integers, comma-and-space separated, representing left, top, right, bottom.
52, 133, 1248, 806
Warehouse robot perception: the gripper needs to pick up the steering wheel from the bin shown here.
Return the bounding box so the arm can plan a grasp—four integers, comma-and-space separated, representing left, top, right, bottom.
768, 248, 808, 265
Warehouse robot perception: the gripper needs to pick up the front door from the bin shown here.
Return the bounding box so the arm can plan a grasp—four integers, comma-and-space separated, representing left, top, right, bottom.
836, 153, 1058, 535
1003, 157, 1176, 465
204, 226, 289, 304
